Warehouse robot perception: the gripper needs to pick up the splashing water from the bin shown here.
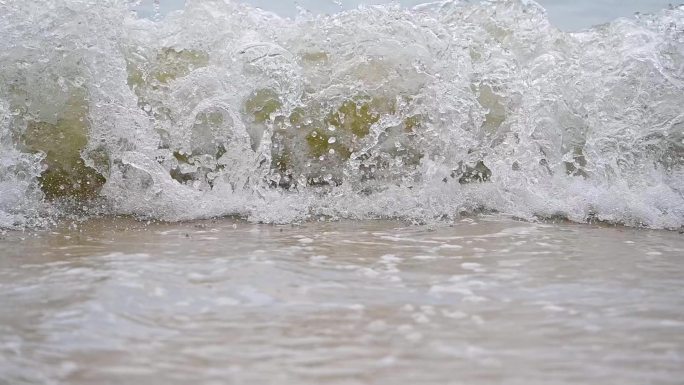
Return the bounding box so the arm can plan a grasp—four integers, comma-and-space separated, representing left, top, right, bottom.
0, 0, 682, 229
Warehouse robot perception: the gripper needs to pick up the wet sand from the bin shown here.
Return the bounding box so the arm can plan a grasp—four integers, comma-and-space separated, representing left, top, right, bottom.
1, 217, 683, 384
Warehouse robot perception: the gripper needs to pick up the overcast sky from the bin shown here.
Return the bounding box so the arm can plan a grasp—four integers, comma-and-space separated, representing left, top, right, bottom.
136, 0, 676, 31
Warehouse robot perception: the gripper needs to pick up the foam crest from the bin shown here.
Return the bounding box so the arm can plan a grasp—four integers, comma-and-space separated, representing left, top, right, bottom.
0, 0, 682, 229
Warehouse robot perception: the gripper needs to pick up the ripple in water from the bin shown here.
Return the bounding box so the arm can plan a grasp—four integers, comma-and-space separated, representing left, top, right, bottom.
0, 218, 683, 383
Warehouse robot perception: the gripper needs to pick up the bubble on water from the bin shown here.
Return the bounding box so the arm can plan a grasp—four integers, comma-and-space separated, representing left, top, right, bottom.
0, 0, 682, 229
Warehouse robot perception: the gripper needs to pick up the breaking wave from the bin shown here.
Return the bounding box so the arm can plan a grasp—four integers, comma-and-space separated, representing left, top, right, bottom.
1, 0, 682, 229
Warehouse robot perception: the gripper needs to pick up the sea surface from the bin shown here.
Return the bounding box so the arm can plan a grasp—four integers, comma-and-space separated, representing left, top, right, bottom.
1, 217, 683, 384
0, 0, 683, 383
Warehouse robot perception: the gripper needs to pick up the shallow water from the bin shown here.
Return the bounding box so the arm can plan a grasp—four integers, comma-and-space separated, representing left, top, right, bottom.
1, 217, 683, 384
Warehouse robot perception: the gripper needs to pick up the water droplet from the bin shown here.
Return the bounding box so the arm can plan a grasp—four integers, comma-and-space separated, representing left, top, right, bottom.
328, 137, 336, 144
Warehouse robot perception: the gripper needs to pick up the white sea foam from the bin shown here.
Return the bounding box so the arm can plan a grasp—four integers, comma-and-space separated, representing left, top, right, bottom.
0, 0, 682, 229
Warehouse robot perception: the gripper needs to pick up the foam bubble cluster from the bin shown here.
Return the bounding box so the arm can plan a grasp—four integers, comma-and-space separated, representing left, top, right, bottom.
0, 0, 682, 229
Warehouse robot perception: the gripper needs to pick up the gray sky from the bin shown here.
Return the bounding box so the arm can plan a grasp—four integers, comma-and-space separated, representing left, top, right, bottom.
136, 0, 676, 31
